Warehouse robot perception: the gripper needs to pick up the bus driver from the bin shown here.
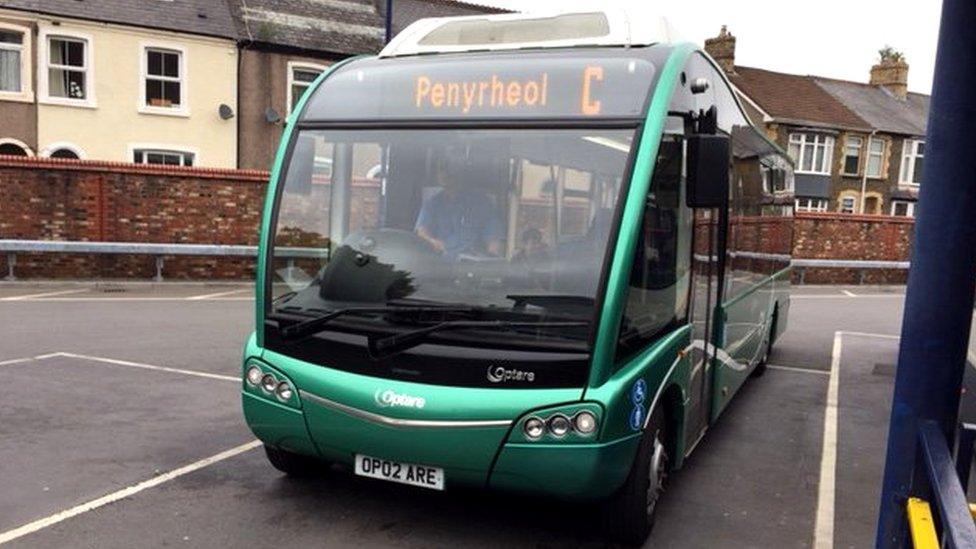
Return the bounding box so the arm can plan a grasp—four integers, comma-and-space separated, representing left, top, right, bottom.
414, 158, 503, 259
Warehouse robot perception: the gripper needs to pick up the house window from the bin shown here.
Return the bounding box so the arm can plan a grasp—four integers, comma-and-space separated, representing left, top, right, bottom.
288, 63, 325, 113
839, 196, 856, 214
900, 139, 925, 185
47, 36, 88, 100
788, 133, 834, 175
795, 198, 828, 212
144, 48, 183, 110
866, 137, 885, 178
133, 149, 194, 167
49, 149, 80, 159
0, 141, 29, 156
891, 200, 916, 218
843, 136, 862, 175
0, 28, 25, 93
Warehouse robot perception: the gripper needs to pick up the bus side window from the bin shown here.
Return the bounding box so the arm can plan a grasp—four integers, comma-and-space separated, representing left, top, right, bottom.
615, 136, 692, 362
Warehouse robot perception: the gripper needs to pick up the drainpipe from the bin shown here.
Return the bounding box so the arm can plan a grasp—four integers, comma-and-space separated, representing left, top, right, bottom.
860, 129, 878, 214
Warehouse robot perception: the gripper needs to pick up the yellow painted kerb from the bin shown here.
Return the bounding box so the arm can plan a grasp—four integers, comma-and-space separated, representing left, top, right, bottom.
906, 497, 939, 549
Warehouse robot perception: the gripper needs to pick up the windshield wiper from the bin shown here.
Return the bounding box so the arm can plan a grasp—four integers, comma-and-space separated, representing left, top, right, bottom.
367, 319, 589, 361
277, 305, 477, 342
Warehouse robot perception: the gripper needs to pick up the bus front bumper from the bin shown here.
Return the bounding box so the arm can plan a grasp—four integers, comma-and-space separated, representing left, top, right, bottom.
243, 390, 639, 500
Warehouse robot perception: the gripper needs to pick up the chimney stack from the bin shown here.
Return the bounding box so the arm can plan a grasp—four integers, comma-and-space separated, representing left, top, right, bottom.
705, 25, 736, 75
870, 47, 909, 100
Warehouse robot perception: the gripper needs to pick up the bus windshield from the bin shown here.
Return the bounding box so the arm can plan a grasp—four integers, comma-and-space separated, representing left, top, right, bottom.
267, 127, 635, 353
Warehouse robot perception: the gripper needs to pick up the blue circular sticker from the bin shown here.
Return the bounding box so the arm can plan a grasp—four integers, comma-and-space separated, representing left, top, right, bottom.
629, 405, 645, 431
630, 379, 647, 406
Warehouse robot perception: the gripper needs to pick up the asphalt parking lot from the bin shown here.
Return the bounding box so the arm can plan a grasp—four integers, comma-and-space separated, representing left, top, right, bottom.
0, 282, 969, 548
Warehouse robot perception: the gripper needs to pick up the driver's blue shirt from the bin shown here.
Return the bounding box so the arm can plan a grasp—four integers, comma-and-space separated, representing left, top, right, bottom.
415, 188, 503, 259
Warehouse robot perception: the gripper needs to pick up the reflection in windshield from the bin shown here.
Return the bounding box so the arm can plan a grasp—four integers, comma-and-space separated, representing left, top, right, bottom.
269, 128, 634, 341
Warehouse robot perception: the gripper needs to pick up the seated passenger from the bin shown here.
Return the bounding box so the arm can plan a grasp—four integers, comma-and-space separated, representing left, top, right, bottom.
513, 228, 550, 263
415, 160, 503, 259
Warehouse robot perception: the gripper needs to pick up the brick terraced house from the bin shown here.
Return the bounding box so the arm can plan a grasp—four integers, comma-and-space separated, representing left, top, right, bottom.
706, 27, 929, 217
0, 0, 506, 170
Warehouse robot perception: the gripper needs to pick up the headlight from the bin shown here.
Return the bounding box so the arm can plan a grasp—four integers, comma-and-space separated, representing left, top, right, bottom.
260, 373, 277, 393
547, 414, 571, 437
275, 381, 293, 402
523, 417, 545, 439
245, 366, 263, 386
573, 411, 597, 435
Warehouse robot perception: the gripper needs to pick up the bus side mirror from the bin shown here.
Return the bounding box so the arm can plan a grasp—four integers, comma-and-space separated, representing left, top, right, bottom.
686, 134, 730, 208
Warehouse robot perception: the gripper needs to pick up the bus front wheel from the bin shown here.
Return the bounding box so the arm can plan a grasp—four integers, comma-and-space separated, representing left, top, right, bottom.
264, 445, 327, 477
602, 406, 668, 546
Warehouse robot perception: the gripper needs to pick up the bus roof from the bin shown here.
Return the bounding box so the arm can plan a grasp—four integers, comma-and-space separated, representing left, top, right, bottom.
298, 45, 676, 123
380, 10, 680, 58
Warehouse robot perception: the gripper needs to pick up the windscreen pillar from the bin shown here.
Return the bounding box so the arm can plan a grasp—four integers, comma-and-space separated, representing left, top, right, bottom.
330, 143, 354, 244
876, 0, 976, 545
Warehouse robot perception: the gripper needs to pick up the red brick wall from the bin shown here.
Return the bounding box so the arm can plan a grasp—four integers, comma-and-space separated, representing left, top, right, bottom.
0, 156, 268, 279
793, 212, 915, 284
0, 157, 917, 283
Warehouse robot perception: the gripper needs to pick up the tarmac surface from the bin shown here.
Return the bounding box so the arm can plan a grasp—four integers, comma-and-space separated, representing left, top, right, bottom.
0, 282, 970, 547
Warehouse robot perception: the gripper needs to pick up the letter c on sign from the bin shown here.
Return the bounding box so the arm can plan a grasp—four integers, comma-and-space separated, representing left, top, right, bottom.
581, 66, 604, 116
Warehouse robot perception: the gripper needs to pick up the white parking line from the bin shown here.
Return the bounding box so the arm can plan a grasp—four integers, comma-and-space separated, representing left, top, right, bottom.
0, 440, 262, 545
0, 289, 87, 301
841, 290, 857, 297
814, 331, 842, 549
57, 352, 239, 382
767, 364, 830, 376
792, 294, 904, 300
839, 331, 900, 340
1, 297, 252, 302
186, 289, 248, 300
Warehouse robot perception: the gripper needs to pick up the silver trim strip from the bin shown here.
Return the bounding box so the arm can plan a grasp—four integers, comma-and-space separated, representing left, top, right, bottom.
299, 390, 513, 429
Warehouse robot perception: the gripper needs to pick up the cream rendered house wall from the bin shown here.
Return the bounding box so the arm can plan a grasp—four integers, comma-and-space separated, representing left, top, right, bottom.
34, 17, 237, 167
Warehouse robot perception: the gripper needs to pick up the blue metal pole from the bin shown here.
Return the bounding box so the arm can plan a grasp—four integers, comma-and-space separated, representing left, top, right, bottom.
876, 1, 976, 546
385, 0, 394, 44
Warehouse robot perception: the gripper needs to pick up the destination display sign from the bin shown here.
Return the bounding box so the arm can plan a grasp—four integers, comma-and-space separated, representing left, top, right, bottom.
302, 50, 659, 121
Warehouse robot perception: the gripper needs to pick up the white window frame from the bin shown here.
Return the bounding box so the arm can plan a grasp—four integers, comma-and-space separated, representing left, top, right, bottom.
900, 139, 925, 186
795, 198, 828, 213
128, 143, 198, 167
891, 200, 916, 218
287, 61, 326, 116
839, 195, 857, 214
38, 27, 96, 108
40, 141, 86, 159
788, 132, 834, 175
842, 135, 862, 176
0, 137, 34, 156
139, 42, 188, 117
0, 21, 33, 102
865, 137, 886, 179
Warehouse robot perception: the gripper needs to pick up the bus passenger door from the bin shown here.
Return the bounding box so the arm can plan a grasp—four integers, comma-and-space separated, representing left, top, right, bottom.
686, 208, 720, 449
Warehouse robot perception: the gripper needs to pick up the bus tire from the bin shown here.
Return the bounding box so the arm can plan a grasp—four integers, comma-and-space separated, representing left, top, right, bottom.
264, 445, 325, 477
752, 310, 777, 379
602, 406, 668, 546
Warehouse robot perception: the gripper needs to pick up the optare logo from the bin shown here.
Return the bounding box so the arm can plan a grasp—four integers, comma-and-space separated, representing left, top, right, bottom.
486, 365, 536, 383
374, 389, 426, 409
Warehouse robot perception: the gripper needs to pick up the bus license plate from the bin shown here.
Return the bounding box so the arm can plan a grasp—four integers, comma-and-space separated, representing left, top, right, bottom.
354, 455, 444, 491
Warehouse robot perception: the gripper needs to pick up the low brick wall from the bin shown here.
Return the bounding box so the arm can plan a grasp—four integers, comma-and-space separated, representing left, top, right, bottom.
0, 157, 917, 283
0, 156, 267, 279
793, 212, 914, 284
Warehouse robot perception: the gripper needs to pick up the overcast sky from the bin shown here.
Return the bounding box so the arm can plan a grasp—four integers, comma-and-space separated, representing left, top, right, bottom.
468, 0, 943, 94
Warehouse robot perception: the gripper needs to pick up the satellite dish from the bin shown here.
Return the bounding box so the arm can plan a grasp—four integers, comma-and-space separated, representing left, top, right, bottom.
218, 104, 235, 120
265, 107, 282, 124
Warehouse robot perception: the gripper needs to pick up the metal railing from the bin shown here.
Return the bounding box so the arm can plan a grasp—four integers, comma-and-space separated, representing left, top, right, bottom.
904, 422, 976, 548
0, 239, 912, 283
0, 239, 327, 281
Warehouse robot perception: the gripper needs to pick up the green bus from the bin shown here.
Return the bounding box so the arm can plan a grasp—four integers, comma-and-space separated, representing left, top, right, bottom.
241, 11, 793, 545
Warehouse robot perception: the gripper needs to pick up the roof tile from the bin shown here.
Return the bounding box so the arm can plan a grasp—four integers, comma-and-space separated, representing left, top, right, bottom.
730, 66, 870, 130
